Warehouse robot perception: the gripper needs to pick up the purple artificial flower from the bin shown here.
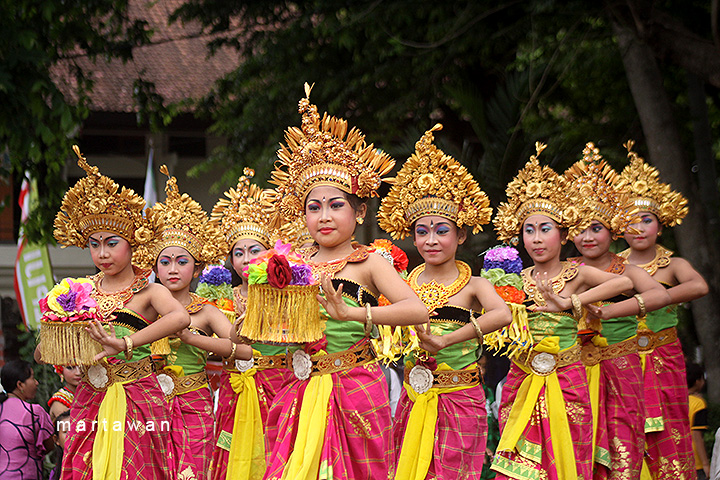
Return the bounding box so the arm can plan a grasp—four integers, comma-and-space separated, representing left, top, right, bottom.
289, 264, 313, 286
199, 265, 232, 286
482, 246, 523, 274
56, 291, 78, 312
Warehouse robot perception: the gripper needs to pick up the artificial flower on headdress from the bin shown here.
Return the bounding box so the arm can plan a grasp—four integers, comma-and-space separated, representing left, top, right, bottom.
210, 168, 279, 251
564, 143, 639, 238
135, 165, 227, 269
370, 239, 409, 278
53, 146, 163, 250
493, 142, 589, 243
265, 82, 395, 226
378, 124, 492, 240
614, 140, 688, 227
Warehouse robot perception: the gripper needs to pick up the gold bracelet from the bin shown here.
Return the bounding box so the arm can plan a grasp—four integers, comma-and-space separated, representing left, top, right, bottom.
570, 294, 583, 320
634, 293, 646, 318
228, 342, 237, 361
123, 335, 134, 361
470, 315, 484, 344
364, 303, 373, 336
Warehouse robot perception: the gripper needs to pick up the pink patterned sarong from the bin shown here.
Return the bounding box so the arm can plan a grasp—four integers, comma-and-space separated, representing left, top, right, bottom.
263, 361, 392, 479
209, 367, 293, 480
492, 361, 592, 480
642, 338, 695, 479
169, 387, 214, 480
592, 352, 644, 479
62, 373, 172, 480
392, 383, 487, 479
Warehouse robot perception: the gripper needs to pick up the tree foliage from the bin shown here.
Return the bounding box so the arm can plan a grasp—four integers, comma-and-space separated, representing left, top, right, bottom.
0, 0, 153, 243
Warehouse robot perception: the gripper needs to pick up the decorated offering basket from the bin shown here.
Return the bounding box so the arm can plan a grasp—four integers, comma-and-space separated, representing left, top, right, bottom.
240, 241, 321, 344
196, 265, 235, 322
39, 278, 103, 365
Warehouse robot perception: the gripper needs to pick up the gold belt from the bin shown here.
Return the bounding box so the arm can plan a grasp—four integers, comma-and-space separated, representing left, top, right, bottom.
516, 344, 582, 376
636, 327, 677, 353
160, 370, 209, 398
403, 365, 481, 390
223, 353, 288, 373
581, 336, 639, 366
82, 356, 155, 391
288, 342, 376, 380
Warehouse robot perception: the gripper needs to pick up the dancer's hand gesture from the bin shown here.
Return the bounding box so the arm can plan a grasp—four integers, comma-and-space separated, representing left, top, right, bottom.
86, 319, 125, 361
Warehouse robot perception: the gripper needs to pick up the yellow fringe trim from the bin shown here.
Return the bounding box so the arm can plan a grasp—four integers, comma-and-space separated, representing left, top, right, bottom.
241, 284, 322, 343
483, 303, 533, 360
39, 321, 103, 365
150, 337, 170, 355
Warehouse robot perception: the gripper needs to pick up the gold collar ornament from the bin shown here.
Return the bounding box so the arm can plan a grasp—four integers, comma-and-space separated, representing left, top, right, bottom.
493, 142, 589, 243
614, 140, 688, 227
210, 168, 279, 251
135, 165, 227, 269
53, 146, 163, 254
521, 262, 579, 307
378, 124, 492, 239
266, 83, 395, 226
407, 261, 472, 312
617, 244, 673, 276
564, 143, 639, 239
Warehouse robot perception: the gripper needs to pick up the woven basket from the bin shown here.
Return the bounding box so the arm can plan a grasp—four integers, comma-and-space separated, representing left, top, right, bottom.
240, 284, 322, 344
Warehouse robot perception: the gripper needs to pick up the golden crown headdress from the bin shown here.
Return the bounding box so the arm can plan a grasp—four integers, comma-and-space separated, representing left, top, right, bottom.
53, 146, 163, 251
564, 143, 638, 238
267, 83, 395, 224
134, 165, 228, 269
614, 140, 688, 227
210, 168, 278, 250
377, 124, 492, 239
494, 142, 588, 243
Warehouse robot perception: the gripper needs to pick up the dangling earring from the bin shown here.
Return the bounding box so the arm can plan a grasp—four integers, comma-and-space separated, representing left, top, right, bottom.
657, 231, 662, 237
561, 239, 567, 245
356, 217, 364, 225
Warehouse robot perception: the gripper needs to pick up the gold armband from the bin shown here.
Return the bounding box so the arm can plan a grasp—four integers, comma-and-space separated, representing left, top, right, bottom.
634, 294, 646, 318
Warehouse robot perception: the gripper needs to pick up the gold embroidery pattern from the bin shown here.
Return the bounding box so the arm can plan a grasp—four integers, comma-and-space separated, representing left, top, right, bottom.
90, 266, 150, 319
522, 262, 579, 307
178, 466, 197, 480
348, 411, 373, 438
608, 437, 632, 479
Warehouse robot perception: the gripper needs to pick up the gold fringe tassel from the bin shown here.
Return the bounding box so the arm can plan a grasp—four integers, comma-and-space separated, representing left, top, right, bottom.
241, 284, 322, 343
39, 321, 103, 365
483, 302, 533, 360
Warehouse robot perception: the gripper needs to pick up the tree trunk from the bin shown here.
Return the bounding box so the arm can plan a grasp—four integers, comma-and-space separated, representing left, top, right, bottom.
612, 20, 720, 402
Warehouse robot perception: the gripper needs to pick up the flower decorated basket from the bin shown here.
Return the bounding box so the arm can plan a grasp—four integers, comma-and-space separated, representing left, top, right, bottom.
480, 246, 533, 360
196, 265, 235, 322
39, 278, 103, 365
240, 241, 321, 344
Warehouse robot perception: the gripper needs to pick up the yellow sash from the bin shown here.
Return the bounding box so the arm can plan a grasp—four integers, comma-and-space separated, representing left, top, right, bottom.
92, 380, 129, 480
228, 368, 266, 480
282, 352, 334, 480
394, 363, 473, 480
496, 336, 578, 480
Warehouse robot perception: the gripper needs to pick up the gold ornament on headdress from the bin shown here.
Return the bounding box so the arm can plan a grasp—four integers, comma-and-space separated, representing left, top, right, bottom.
494, 142, 588, 242
53, 145, 163, 250
614, 140, 688, 227
564, 143, 638, 238
210, 168, 278, 250
134, 165, 228, 269
378, 124, 492, 239
266, 82, 395, 225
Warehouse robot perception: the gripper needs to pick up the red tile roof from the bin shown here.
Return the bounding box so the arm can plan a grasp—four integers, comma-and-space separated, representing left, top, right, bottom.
53, 0, 241, 113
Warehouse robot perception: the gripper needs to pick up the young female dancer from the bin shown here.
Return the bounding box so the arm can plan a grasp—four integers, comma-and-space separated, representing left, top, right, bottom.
378, 124, 511, 479
48, 365, 81, 422
262, 84, 428, 479
39, 147, 190, 479
135, 166, 252, 479
564, 144, 670, 478
490, 143, 633, 480
209, 169, 293, 480
615, 141, 708, 479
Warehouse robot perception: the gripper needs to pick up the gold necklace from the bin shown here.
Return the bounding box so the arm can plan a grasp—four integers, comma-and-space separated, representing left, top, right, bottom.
305, 243, 372, 281
233, 286, 248, 316
186, 293, 205, 315
522, 261, 578, 306
618, 244, 672, 276
90, 266, 150, 319
408, 261, 472, 312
